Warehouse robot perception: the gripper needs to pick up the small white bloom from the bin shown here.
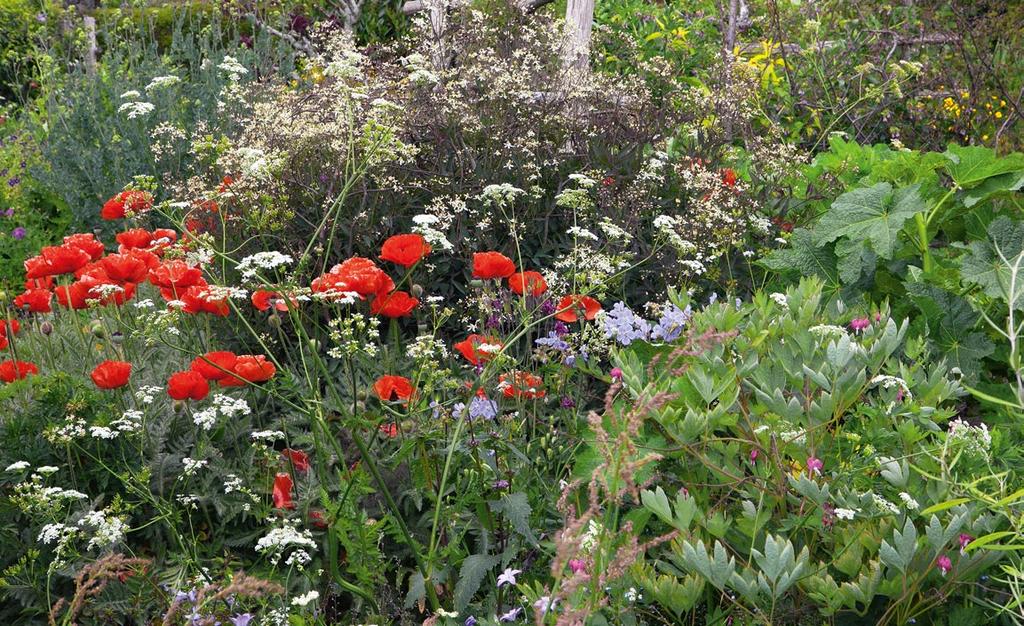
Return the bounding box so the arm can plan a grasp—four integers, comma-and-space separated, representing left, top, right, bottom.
5, 461, 30, 472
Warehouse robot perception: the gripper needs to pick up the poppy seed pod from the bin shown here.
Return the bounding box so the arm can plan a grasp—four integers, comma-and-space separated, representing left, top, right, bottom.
89, 320, 105, 338
40, 321, 53, 335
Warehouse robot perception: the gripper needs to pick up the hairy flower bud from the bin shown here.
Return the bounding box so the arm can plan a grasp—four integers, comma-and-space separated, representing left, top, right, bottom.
40, 321, 53, 335
411, 284, 423, 298
89, 320, 105, 338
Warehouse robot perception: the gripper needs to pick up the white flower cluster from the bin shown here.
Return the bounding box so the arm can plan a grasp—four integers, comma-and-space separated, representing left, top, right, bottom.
809, 324, 848, 339
44, 414, 87, 444
411, 214, 454, 252
146, 75, 181, 91
118, 101, 156, 119
479, 183, 526, 207
947, 418, 992, 458
406, 334, 449, 361
898, 492, 919, 510
292, 590, 320, 607
252, 430, 286, 442
135, 385, 163, 404
79, 509, 128, 550
218, 55, 248, 80
256, 523, 318, 566
236, 251, 294, 280
869, 375, 913, 401
181, 457, 208, 476
192, 394, 251, 431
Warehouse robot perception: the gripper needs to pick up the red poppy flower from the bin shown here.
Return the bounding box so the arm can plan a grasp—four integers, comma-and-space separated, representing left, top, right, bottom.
77, 270, 137, 306
180, 283, 230, 316
101, 252, 152, 284
454, 334, 503, 365
308, 510, 329, 529
0, 335, 7, 351
370, 290, 419, 318
63, 233, 106, 260
373, 375, 414, 401
498, 371, 546, 399
722, 168, 737, 187
38, 245, 92, 276
23, 256, 50, 280
166, 370, 210, 401
91, 360, 132, 389
380, 234, 431, 267
507, 271, 547, 296
0, 360, 38, 383
272, 472, 296, 509
191, 351, 238, 380
0, 319, 20, 338
55, 282, 91, 309
312, 257, 394, 299
472, 251, 516, 280
379, 423, 399, 438
13, 289, 52, 313
283, 448, 310, 473
223, 354, 276, 385
116, 228, 155, 250
25, 274, 54, 290
554, 295, 602, 323
251, 290, 293, 312
101, 190, 154, 220
149, 260, 203, 296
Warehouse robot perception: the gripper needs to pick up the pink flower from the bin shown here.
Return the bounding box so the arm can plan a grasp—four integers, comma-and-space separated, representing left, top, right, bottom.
569, 559, 586, 574
850, 317, 871, 332
610, 367, 623, 381
749, 449, 759, 463
936, 554, 952, 576
959, 533, 973, 555
807, 456, 823, 475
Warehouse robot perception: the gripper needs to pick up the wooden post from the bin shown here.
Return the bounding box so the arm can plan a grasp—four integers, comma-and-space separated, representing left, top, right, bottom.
563, 0, 594, 76
427, 0, 448, 72
83, 15, 98, 76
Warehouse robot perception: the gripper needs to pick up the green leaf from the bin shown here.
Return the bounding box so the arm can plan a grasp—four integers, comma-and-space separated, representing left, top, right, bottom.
490, 492, 538, 546
962, 170, 1024, 207
966, 531, 1017, 552
920, 498, 971, 516
814, 182, 924, 260
453, 554, 499, 611
944, 144, 1024, 189
759, 229, 839, 285
960, 216, 1024, 309
905, 283, 994, 380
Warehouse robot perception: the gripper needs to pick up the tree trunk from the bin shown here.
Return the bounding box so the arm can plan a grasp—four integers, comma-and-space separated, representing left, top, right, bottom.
83, 16, 98, 76
563, 0, 595, 76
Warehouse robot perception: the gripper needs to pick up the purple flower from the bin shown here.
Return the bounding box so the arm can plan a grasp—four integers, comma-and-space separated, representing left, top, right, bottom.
602, 302, 650, 346
553, 321, 569, 336
560, 396, 575, 408
651, 303, 692, 342
493, 479, 510, 489
540, 299, 556, 315
230, 615, 254, 626
496, 567, 521, 587
465, 617, 478, 626
936, 554, 952, 576
11, 226, 25, 240
806, 456, 823, 475
3, 207, 12, 217
535, 331, 568, 352
457, 396, 498, 421
533, 596, 557, 616
499, 607, 523, 622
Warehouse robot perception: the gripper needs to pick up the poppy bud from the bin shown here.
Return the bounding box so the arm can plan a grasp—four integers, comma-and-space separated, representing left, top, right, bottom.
0, 290, 6, 302
173, 400, 185, 413
308, 338, 320, 352
356, 390, 367, 402
411, 284, 423, 298
89, 320, 105, 338
268, 313, 282, 328
40, 321, 53, 335
110, 332, 124, 344
469, 279, 484, 289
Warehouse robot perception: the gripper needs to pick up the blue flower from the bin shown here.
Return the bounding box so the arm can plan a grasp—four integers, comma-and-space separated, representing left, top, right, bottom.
535, 331, 568, 351
499, 607, 523, 622
651, 304, 691, 342
602, 302, 650, 346
230, 615, 254, 626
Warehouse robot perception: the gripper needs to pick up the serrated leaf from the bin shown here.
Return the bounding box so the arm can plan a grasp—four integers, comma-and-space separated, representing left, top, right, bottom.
944, 144, 1024, 189
960, 216, 1024, 309
814, 182, 924, 259
759, 229, 839, 284
490, 492, 538, 546
453, 554, 499, 611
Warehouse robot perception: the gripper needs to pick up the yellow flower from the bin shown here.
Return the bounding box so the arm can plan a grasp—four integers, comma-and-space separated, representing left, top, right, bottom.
995, 111, 1003, 119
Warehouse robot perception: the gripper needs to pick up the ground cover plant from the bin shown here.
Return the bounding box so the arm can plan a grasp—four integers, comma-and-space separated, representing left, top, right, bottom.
2, 1, 1024, 625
